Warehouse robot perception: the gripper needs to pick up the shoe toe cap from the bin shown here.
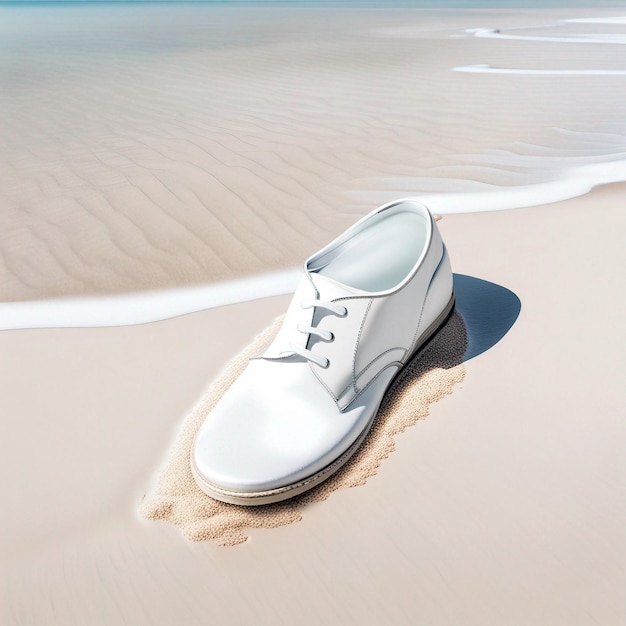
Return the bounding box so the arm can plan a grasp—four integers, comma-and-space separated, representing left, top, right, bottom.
192, 359, 369, 494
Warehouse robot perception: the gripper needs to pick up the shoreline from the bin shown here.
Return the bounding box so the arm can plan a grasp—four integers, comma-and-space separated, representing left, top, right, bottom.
1, 179, 624, 330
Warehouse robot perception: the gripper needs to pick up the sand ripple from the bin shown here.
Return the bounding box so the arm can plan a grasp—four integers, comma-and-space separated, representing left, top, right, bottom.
2, 6, 626, 302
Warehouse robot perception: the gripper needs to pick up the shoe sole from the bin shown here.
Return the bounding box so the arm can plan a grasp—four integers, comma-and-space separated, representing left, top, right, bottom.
191, 293, 456, 506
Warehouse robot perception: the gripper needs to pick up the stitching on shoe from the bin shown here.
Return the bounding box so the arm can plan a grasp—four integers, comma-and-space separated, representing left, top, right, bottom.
352, 298, 372, 393
354, 346, 408, 392
339, 360, 403, 411
407, 245, 447, 361
336, 346, 406, 399
309, 360, 342, 408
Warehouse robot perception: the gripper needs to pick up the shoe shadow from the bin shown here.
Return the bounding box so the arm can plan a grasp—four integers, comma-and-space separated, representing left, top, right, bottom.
453, 273, 521, 363
391, 273, 521, 388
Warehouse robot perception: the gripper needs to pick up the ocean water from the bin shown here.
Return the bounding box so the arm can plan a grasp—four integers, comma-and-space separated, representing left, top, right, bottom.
2, 2, 626, 325
2, 1, 626, 6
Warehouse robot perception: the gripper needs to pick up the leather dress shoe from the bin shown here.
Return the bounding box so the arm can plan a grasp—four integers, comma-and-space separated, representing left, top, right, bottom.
191, 199, 454, 505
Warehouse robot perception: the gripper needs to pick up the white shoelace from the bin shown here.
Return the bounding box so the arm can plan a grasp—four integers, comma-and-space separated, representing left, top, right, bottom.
289, 299, 347, 368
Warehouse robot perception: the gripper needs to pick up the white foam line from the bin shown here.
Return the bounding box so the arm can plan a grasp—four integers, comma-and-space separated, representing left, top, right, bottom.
453, 64, 626, 76
465, 27, 626, 44
7, 151, 626, 330
566, 16, 626, 24
414, 179, 594, 214
350, 154, 626, 215
0, 267, 301, 331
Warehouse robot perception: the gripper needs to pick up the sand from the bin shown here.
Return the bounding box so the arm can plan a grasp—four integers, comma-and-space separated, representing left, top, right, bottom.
3, 6, 626, 301
2, 5, 626, 625
3, 191, 625, 624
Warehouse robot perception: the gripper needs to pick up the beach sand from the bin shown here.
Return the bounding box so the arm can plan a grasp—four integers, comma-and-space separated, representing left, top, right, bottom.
2, 5, 626, 625
3, 190, 625, 624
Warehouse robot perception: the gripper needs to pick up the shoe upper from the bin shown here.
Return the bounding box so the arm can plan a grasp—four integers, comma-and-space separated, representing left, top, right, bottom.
192, 199, 453, 494
260, 199, 452, 410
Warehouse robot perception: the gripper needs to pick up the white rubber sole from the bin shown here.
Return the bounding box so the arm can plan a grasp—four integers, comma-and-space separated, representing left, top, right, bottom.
191, 294, 456, 506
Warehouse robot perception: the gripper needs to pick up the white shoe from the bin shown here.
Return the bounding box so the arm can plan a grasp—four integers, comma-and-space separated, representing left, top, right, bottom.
191, 199, 454, 505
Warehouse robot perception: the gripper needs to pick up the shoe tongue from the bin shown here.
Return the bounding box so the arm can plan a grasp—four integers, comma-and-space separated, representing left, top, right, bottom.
309, 271, 365, 301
